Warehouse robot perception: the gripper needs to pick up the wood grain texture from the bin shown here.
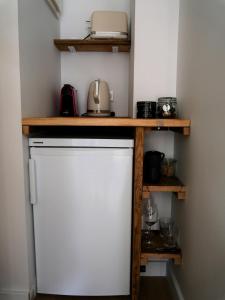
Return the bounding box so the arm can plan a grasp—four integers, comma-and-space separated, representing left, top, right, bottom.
183, 127, 191, 136
170, 126, 191, 136
141, 252, 182, 265
22, 117, 191, 136
177, 191, 187, 200
142, 177, 187, 200
132, 127, 144, 300
22, 125, 30, 136
54, 39, 131, 52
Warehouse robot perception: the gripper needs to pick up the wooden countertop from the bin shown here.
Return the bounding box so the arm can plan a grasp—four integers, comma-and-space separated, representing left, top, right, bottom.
22, 117, 191, 136
22, 117, 190, 133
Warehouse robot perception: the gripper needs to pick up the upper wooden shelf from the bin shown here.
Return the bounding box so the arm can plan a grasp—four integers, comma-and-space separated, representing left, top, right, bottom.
54, 39, 131, 52
22, 117, 191, 136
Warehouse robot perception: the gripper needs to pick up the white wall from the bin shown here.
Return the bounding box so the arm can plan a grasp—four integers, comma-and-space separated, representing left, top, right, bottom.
0, 1, 60, 299
131, 0, 180, 276
19, 0, 61, 118
132, 0, 179, 116
60, 0, 130, 116
133, 0, 179, 222
18, 0, 61, 295
173, 0, 225, 299
0, 1, 30, 299
128, 0, 135, 117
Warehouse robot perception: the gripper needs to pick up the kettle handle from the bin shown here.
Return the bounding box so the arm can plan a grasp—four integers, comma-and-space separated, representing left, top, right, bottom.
94, 79, 100, 104
161, 153, 165, 161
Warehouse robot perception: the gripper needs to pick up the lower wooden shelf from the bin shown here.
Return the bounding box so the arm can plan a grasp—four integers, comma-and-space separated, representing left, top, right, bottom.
143, 176, 187, 200
141, 252, 182, 265
141, 231, 182, 265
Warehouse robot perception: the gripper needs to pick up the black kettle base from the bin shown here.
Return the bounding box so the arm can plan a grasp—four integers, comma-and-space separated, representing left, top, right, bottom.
82, 112, 115, 117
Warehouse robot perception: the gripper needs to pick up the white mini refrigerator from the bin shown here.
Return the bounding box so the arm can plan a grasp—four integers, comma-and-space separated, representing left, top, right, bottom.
29, 138, 133, 296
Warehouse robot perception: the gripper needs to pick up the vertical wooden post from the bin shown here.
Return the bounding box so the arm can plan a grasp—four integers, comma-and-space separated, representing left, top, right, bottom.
22, 125, 30, 136
132, 127, 144, 300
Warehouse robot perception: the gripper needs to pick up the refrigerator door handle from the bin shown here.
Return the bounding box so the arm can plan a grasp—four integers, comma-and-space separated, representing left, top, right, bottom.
29, 158, 38, 205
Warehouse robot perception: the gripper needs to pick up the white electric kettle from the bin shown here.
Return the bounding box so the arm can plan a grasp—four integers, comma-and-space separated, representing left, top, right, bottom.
87, 79, 111, 117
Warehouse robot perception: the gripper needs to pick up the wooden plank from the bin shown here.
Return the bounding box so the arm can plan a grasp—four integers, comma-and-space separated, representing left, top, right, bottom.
132, 127, 144, 300
22, 125, 30, 136
143, 185, 186, 193
141, 252, 182, 265
54, 39, 131, 52
22, 117, 191, 128
171, 126, 191, 136
143, 177, 187, 200
54, 39, 131, 46
143, 191, 186, 200
183, 127, 191, 136
177, 191, 187, 200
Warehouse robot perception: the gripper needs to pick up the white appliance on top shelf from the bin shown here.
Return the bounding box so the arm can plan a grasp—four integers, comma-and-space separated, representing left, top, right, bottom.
90, 11, 128, 39
29, 138, 133, 296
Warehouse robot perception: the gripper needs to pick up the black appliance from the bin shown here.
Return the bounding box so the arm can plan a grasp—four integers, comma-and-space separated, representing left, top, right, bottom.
144, 151, 165, 183
137, 101, 156, 118
60, 84, 79, 117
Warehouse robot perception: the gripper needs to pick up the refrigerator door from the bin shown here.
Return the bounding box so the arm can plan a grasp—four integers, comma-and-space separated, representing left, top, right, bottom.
30, 146, 133, 296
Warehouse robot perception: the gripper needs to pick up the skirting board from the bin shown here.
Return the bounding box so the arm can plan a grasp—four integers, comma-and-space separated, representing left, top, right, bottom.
0, 290, 30, 300
167, 266, 185, 300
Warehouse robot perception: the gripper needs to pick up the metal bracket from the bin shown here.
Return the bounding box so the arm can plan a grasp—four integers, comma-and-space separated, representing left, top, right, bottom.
112, 46, 119, 53
68, 46, 76, 53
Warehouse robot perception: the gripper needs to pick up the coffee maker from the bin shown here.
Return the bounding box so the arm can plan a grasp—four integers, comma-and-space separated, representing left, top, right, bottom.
144, 151, 165, 183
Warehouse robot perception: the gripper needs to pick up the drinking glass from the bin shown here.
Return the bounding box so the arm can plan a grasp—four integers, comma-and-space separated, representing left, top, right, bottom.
144, 197, 158, 246
159, 217, 178, 248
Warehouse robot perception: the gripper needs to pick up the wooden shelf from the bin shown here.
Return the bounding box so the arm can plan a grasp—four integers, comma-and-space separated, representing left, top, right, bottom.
22, 117, 191, 136
54, 39, 131, 52
141, 231, 182, 265
141, 252, 182, 265
143, 177, 187, 200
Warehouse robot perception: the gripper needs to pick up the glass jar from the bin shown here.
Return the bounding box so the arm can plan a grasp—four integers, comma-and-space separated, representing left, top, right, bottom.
161, 158, 177, 177
157, 97, 177, 118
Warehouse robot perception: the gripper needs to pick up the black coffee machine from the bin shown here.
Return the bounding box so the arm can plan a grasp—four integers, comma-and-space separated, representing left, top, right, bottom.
144, 151, 165, 183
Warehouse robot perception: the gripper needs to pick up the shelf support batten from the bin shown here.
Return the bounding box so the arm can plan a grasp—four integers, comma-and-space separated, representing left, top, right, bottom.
132, 127, 144, 300
22, 126, 30, 136
68, 46, 76, 53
